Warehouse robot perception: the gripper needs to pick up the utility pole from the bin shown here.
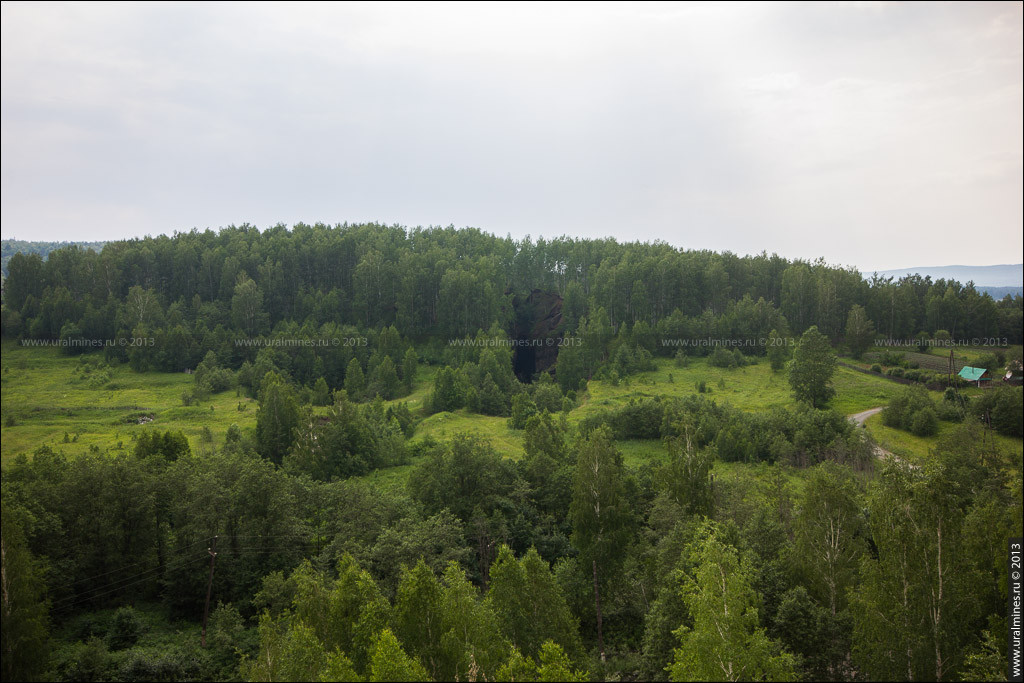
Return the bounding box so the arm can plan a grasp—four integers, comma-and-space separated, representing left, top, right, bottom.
201, 535, 218, 648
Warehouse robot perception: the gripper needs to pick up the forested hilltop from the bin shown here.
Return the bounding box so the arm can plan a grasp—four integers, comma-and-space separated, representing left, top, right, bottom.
1, 222, 1021, 683
2, 223, 1021, 353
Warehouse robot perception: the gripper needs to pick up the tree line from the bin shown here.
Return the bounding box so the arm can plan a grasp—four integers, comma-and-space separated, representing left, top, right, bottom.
2, 224, 1020, 360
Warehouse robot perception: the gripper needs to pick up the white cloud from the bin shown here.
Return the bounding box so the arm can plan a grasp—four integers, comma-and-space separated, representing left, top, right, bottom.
744, 72, 802, 92
1, 2, 1020, 269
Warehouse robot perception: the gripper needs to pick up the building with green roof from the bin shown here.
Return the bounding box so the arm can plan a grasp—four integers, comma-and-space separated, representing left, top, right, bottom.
958, 366, 992, 386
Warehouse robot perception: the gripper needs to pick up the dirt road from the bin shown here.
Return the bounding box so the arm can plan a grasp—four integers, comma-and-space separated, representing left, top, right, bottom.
847, 406, 906, 463
848, 406, 885, 427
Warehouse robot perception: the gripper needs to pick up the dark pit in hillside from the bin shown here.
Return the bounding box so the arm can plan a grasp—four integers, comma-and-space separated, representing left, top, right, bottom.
511, 289, 563, 382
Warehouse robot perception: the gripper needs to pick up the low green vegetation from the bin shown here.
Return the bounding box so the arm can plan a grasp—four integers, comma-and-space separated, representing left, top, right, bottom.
1, 343, 257, 463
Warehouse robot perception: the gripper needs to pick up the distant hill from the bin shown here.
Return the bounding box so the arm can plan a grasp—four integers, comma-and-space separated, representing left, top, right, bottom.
975, 285, 1023, 299
1, 239, 107, 277
861, 264, 1023, 289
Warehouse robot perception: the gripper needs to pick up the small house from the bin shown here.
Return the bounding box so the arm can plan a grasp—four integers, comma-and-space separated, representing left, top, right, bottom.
958, 366, 992, 387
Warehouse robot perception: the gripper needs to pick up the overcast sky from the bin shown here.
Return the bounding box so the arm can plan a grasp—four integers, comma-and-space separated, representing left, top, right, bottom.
2, 1, 1021, 271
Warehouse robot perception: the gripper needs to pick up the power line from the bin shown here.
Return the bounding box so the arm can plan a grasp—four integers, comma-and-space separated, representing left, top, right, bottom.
52, 554, 209, 612
50, 551, 205, 606
49, 537, 316, 613
54, 538, 208, 590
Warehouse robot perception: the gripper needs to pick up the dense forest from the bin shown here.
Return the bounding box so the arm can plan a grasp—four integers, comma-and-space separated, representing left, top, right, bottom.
2, 223, 1021, 350
1, 223, 1021, 682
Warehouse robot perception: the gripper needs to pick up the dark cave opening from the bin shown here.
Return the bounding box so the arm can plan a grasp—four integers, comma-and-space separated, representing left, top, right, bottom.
510, 289, 563, 383
512, 344, 536, 383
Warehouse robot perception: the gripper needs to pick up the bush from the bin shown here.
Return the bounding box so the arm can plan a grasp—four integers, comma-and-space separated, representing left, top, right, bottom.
974, 353, 1001, 375
904, 370, 921, 382
870, 364, 882, 373
428, 366, 466, 413
509, 392, 538, 430
935, 400, 964, 423
708, 347, 736, 368
475, 373, 508, 416
971, 385, 1023, 437
909, 408, 939, 436
106, 607, 143, 650
532, 383, 563, 413
879, 350, 905, 367
716, 422, 754, 462
916, 332, 931, 353
883, 386, 938, 434
610, 398, 666, 439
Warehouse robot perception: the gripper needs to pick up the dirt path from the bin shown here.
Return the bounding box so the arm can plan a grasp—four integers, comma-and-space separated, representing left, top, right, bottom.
847, 406, 902, 463
848, 406, 885, 427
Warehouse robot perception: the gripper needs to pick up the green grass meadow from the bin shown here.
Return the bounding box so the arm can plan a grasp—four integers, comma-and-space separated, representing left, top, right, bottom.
4, 343, 1019, 483
572, 356, 898, 419
1, 342, 257, 463
862, 412, 1023, 464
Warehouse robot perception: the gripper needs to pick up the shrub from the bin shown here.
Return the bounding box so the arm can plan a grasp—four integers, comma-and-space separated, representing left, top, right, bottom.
909, 408, 939, 436
475, 373, 508, 416
509, 392, 538, 430
708, 347, 736, 368
935, 400, 964, 423
634, 347, 656, 372
883, 386, 938, 434
610, 398, 666, 439
870, 364, 882, 373
532, 383, 563, 413
879, 350, 905, 367
971, 385, 1023, 437
106, 607, 143, 650
974, 353, 1001, 375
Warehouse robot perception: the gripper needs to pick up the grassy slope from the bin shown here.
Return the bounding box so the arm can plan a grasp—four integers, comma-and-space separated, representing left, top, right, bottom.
5, 344, 1020, 477
863, 412, 1023, 464
1, 342, 257, 463
573, 356, 898, 418
407, 356, 903, 470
